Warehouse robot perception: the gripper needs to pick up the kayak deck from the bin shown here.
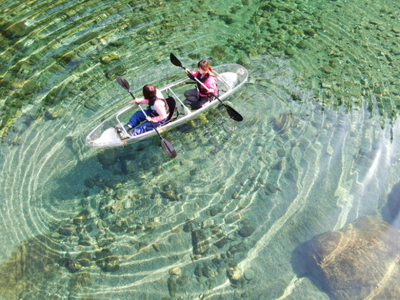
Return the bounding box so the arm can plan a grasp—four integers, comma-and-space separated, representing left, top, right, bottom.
86, 63, 248, 148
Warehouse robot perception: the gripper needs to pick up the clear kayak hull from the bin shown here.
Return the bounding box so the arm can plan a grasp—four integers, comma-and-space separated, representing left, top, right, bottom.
85, 63, 248, 148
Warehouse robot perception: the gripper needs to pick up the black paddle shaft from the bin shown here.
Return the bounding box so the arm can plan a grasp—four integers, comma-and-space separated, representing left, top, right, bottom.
169, 53, 243, 122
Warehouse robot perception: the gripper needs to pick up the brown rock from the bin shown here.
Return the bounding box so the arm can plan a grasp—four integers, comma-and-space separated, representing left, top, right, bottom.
294, 216, 400, 299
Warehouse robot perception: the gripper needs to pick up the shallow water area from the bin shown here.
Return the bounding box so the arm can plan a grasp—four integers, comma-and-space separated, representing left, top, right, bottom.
1, 0, 400, 299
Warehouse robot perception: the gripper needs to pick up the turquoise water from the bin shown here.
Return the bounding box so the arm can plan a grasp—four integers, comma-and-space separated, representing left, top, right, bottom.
1, 0, 400, 299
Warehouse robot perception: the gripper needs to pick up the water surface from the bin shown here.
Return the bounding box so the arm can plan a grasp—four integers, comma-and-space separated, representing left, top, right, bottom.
1, 0, 400, 299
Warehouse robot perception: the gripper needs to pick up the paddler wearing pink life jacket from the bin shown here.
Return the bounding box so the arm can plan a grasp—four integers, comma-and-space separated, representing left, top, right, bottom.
115, 84, 169, 137
183, 59, 218, 110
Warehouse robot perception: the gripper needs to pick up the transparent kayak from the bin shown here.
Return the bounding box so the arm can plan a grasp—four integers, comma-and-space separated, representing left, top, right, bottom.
85, 63, 248, 148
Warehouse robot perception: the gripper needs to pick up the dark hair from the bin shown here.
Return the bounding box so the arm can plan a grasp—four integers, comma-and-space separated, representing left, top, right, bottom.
198, 59, 214, 76
143, 84, 156, 100
198, 59, 210, 71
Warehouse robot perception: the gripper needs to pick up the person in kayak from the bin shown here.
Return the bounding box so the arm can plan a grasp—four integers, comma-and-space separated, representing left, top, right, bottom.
116, 84, 169, 137
183, 59, 218, 110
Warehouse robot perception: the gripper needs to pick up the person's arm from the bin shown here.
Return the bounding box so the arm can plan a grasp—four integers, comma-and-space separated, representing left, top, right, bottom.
185, 68, 197, 80
130, 97, 149, 105
205, 76, 218, 95
149, 99, 168, 123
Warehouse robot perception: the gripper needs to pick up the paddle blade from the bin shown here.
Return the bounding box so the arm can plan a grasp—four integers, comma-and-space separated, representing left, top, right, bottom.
170, 53, 183, 68
226, 105, 243, 122
161, 138, 177, 158
117, 76, 130, 90
183, 106, 191, 116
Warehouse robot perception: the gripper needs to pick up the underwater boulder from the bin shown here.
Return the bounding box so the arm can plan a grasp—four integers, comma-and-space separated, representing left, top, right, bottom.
73, 209, 90, 225
68, 271, 92, 291
292, 216, 400, 299
59, 51, 77, 66
303, 28, 316, 37
76, 252, 92, 267
106, 64, 127, 80
2, 21, 32, 38
95, 248, 119, 272
0, 235, 62, 299
167, 276, 177, 297
59, 224, 77, 236
192, 230, 209, 255
226, 267, 241, 284
97, 148, 118, 166
239, 223, 255, 237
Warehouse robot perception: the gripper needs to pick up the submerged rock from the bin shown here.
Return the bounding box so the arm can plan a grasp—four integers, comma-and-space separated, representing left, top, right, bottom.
110, 201, 123, 214
214, 236, 228, 248
202, 263, 215, 278
321, 65, 333, 74
296, 40, 307, 49
152, 243, 161, 251
244, 268, 255, 281
183, 222, 194, 232
68, 271, 92, 291
59, 51, 77, 66
239, 224, 256, 237
167, 276, 177, 297
97, 149, 118, 166
161, 190, 179, 201
2, 21, 32, 38
0, 235, 62, 298
303, 28, 316, 37
44, 107, 67, 120
109, 224, 125, 233
106, 64, 127, 80
229, 242, 247, 253
293, 216, 400, 299
121, 160, 135, 174
114, 189, 126, 200
192, 230, 209, 255
78, 235, 92, 246
105, 179, 122, 189
76, 252, 91, 267
96, 232, 115, 248
210, 207, 219, 216
176, 275, 188, 286
227, 267, 241, 284
58, 224, 76, 236
284, 47, 295, 57
73, 209, 90, 225
169, 266, 182, 276
84, 179, 96, 188
194, 264, 203, 277
66, 259, 82, 272
95, 249, 119, 272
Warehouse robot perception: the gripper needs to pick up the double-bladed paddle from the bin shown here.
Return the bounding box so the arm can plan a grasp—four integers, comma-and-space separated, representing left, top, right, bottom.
116, 76, 177, 159
169, 53, 243, 122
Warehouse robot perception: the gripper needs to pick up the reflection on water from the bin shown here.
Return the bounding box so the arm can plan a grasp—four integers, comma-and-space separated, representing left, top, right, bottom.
1, 0, 400, 299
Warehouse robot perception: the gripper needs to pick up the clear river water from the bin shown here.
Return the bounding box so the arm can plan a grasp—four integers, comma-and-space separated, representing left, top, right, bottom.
1, 0, 400, 299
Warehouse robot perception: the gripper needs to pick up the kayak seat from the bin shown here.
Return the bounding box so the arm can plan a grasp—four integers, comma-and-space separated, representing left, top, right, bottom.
219, 72, 238, 89
164, 96, 178, 124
